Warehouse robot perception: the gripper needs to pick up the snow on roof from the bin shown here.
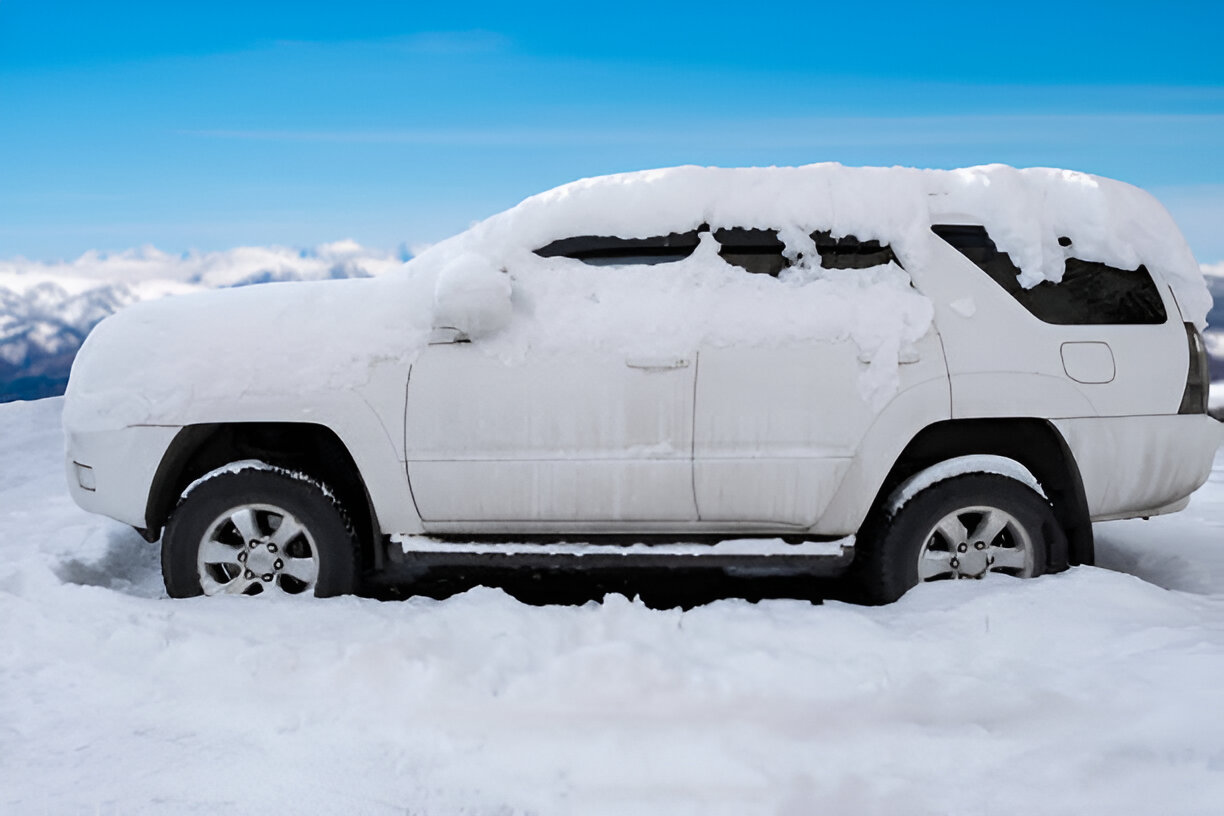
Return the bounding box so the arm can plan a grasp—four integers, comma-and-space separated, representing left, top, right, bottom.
419, 163, 1210, 326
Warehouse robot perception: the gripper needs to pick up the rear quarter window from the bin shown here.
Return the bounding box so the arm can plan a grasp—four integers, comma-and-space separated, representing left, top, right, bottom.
931, 224, 1167, 325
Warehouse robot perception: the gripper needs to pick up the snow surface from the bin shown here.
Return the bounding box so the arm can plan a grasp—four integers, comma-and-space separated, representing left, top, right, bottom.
180, 459, 337, 504
886, 454, 1046, 513
63, 164, 1212, 430
4, 396, 1224, 815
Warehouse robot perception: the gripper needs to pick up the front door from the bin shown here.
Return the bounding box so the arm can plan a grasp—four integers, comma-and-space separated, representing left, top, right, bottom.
405, 343, 697, 525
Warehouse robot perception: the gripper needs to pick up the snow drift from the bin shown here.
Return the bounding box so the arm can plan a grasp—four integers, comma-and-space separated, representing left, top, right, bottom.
3, 396, 1224, 815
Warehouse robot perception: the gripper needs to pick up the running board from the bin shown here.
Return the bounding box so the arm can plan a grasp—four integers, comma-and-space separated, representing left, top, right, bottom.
388, 535, 855, 575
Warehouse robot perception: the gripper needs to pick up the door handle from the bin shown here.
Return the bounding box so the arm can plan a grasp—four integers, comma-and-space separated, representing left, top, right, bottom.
858, 348, 921, 365
626, 357, 691, 371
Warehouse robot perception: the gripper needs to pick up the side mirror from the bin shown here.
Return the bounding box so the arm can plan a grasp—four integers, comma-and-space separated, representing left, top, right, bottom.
428, 326, 469, 345
432, 253, 512, 340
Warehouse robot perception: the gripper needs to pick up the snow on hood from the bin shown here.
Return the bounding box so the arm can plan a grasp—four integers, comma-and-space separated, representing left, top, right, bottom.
64, 275, 434, 430
64, 164, 1212, 431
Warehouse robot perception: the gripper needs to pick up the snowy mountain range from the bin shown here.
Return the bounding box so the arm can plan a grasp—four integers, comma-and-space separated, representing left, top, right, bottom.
1, 246, 1222, 403
0, 242, 405, 402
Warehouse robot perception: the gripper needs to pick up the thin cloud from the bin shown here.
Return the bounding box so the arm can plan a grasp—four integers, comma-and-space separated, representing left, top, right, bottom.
178, 113, 1224, 149
267, 29, 510, 56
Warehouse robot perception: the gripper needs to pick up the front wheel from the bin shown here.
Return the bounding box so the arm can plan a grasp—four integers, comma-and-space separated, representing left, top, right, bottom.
854, 473, 1063, 604
162, 467, 360, 598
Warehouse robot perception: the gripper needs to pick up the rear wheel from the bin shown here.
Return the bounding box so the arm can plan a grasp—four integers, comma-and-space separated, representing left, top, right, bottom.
162, 467, 359, 598
854, 473, 1061, 604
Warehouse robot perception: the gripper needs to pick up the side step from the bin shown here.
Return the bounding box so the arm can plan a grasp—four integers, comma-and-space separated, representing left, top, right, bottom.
388, 535, 856, 575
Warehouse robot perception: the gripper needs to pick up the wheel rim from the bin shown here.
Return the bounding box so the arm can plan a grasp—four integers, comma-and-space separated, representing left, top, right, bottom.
196, 503, 319, 596
916, 505, 1035, 582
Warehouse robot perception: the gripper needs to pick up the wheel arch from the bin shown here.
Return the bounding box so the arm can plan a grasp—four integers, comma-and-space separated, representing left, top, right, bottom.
862, 417, 1093, 570
145, 422, 384, 569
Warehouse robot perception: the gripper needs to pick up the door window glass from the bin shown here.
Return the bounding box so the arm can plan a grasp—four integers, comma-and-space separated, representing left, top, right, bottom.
537, 226, 902, 278
534, 231, 700, 266
714, 227, 789, 276
813, 231, 900, 269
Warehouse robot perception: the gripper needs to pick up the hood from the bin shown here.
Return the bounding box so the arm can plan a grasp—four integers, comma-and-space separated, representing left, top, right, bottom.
64, 274, 432, 432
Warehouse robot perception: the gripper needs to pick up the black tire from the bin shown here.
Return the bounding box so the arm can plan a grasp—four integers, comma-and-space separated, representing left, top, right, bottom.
853, 473, 1063, 605
162, 467, 359, 599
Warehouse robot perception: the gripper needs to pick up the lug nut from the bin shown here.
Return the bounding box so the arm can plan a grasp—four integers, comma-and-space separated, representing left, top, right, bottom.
238, 551, 247, 562
244, 570, 254, 579
975, 541, 986, 550
267, 543, 278, 553
957, 543, 968, 553
950, 558, 960, 569
248, 540, 258, 549
262, 573, 273, 582
274, 559, 283, 570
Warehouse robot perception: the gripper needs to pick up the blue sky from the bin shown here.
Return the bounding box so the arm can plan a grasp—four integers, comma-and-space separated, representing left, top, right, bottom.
2, 0, 1223, 262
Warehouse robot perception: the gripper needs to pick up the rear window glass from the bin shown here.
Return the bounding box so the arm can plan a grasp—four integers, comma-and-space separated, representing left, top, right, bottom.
931, 224, 1167, 325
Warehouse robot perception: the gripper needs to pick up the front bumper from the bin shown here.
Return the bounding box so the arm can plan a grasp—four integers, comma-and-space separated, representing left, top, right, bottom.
65, 425, 182, 529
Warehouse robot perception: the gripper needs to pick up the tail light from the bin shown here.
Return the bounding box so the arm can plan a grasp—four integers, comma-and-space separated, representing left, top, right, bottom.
1178, 323, 1210, 414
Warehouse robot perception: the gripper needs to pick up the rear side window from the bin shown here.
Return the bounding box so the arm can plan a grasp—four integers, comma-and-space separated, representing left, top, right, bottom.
714, 227, 789, 276
931, 224, 1167, 325
534, 230, 700, 266
813, 231, 900, 269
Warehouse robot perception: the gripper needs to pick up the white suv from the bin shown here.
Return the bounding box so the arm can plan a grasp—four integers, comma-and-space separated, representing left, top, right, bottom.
63, 164, 1222, 603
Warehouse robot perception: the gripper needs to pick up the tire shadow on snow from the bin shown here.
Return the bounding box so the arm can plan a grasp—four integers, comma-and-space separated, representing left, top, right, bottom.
52, 524, 165, 598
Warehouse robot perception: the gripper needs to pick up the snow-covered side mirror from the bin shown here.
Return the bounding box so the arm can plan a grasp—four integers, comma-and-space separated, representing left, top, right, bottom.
432, 253, 512, 340
428, 326, 469, 345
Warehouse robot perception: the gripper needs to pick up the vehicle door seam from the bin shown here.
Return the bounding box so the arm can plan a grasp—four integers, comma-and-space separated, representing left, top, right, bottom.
691, 349, 703, 521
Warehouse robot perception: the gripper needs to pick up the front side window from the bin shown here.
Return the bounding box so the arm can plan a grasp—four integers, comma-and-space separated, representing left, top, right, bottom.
931, 224, 1167, 325
534, 230, 700, 266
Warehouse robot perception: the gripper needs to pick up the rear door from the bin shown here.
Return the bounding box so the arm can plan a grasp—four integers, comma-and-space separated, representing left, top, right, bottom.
692, 229, 948, 526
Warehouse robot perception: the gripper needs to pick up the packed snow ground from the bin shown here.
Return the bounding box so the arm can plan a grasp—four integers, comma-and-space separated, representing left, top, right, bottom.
2, 397, 1224, 815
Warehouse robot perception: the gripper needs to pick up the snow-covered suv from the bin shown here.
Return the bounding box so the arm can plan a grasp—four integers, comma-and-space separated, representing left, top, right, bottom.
63, 164, 1222, 603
